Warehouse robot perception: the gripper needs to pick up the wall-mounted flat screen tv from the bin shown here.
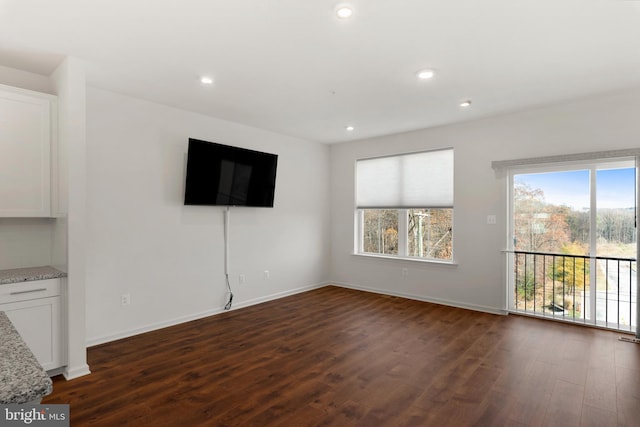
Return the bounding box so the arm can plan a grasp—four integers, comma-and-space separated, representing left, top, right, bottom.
184, 138, 278, 207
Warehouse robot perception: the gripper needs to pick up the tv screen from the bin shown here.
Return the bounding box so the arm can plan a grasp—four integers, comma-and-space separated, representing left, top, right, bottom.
184, 138, 278, 207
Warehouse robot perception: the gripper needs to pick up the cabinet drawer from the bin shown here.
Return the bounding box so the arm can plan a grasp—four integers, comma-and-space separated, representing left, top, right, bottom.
0, 278, 61, 304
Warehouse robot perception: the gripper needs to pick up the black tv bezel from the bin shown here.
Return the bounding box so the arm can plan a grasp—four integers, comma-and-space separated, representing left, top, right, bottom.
184, 138, 278, 208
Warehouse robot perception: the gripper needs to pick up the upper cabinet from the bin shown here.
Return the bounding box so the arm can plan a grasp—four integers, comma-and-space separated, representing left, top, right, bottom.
0, 84, 57, 217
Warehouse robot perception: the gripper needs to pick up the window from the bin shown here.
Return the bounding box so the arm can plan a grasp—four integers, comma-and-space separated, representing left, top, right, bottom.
356, 149, 454, 262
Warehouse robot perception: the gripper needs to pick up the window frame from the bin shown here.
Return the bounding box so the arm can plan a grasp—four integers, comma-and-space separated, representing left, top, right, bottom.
356, 208, 454, 264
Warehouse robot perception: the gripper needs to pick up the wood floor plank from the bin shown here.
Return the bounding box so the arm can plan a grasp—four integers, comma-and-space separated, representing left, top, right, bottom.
583, 364, 617, 413
579, 404, 617, 427
543, 379, 584, 427
616, 395, 640, 427
41, 286, 638, 426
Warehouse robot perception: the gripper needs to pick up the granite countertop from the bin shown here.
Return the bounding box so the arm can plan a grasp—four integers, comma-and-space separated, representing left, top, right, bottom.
0, 311, 53, 404
0, 266, 67, 285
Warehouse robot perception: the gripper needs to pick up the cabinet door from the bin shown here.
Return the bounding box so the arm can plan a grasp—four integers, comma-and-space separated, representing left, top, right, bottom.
0, 87, 54, 217
1, 296, 62, 371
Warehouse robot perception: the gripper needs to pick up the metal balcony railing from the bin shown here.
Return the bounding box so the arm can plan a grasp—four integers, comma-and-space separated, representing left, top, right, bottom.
511, 250, 637, 333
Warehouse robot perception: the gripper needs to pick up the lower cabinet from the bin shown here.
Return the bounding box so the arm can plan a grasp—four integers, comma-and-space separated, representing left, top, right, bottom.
0, 279, 64, 371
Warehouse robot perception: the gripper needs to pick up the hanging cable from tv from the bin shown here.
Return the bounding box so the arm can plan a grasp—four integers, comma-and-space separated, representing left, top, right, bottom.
223, 206, 233, 310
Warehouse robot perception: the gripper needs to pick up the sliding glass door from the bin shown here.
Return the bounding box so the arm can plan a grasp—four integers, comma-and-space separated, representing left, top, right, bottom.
508, 159, 637, 332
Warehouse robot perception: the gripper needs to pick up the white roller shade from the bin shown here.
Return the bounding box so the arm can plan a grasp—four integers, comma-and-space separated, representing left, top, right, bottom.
356, 149, 453, 209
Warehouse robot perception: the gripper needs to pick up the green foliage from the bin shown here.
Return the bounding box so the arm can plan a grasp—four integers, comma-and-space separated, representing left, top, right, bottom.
549, 243, 589, 290
516, 270, 536, 301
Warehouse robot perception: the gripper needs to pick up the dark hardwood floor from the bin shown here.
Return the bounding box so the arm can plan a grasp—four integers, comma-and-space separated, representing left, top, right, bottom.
43, 286, 640, 426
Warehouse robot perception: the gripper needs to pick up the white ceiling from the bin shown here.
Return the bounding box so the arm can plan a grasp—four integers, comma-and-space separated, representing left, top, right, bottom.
1, 0, 639, 143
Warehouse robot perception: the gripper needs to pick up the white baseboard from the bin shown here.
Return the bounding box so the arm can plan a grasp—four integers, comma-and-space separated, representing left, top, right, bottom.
63, 364, 91, 380
330, 281, 507, 316
231, 281, 327, 311
86, 281, 329, 347
86, 280, 504, 348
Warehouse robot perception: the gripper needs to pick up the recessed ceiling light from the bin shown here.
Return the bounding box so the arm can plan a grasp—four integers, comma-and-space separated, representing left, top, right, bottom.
346, 125, 355, 132
200, 76, 214, 85
460, 100, 472, 107
416, 69, 435, 80
336, 6, 353, 19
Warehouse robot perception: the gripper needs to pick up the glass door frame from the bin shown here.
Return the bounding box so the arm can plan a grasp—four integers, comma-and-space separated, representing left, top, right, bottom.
505, 157, 639, 336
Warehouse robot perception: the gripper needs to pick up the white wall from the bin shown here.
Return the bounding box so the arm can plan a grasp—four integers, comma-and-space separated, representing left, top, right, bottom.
0, 218, 55, 269
85, 88, 331, 344
330, 88, 640, 313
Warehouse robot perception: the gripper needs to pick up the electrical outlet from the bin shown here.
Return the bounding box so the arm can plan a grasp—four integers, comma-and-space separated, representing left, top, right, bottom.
263, 270, 270, 280
121, 293, 130, 306
239, 274, 246, 285
487, 215, 497, 225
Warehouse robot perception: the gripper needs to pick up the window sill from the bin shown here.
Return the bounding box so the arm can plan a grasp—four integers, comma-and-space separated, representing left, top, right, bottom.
352, 252, 458, 266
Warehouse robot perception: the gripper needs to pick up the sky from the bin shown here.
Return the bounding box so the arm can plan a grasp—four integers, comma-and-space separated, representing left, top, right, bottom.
515, 167, 635, 210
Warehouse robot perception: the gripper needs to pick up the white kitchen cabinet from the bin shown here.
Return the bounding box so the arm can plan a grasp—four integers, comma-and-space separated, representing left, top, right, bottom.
0, 84, 57, 217
0, 278, 64, 371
